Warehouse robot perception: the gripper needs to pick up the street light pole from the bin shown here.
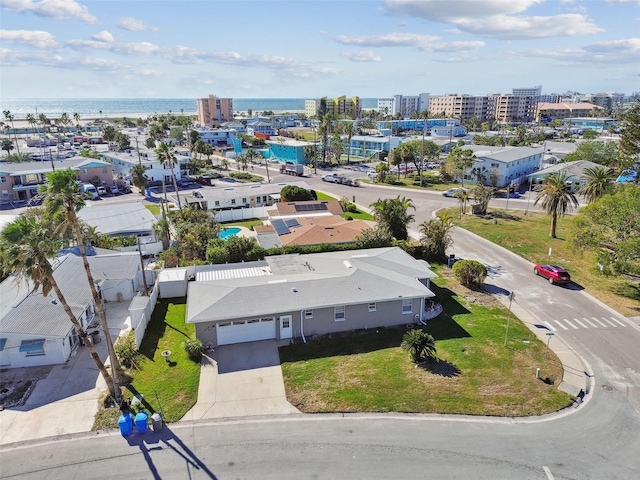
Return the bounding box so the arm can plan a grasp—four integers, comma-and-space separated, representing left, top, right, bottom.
503, 291, 515, 347
545, 332, 555, 359
421, 124, 425, 188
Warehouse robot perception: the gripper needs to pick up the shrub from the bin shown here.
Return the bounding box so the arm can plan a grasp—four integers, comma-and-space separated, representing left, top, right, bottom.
114, 330, 138, 368
452, 259, 487, 288
401, 329, 437, 364
183, 338, 205, 361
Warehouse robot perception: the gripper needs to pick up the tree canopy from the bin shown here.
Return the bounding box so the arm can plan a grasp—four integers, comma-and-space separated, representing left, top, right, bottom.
534, 171, 579, 238
370, 196, 415, 241
568, 186, 640, 275
619, 97, 640, 157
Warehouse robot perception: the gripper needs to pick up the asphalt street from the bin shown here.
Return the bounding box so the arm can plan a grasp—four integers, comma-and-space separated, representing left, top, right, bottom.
2, 165, 638, 479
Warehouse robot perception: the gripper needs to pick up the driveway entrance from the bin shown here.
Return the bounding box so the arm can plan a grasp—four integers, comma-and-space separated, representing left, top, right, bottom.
181, 339, 299, 421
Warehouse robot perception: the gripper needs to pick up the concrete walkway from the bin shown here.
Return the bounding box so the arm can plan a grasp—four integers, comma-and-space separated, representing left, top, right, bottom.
181, 339, 300, 421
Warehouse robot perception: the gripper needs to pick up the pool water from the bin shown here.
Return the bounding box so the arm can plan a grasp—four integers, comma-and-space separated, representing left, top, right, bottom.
218, 227, 241, 239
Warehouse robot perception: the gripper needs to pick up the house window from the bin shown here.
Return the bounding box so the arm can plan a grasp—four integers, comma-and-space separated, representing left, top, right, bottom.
0, 338, 7, 351
82, 169, 88, 174
242, 197, 247, 204
334, 305, 345, 321
102, 167, 107, 174
0, 176, 6, 183
19, 339, 45, 356
214, 200, 220, 206
368, 303, 377, 312
231, 199, 236, 205
402, 299, 412, 314
305, 310, 313, 319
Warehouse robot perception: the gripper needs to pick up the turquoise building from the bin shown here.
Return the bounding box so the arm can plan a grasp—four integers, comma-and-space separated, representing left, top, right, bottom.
265, 139, 313, 165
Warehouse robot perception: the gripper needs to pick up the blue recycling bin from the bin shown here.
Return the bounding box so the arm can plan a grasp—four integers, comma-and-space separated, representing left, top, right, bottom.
118, 413, 133, 436
135, 411, 149, 434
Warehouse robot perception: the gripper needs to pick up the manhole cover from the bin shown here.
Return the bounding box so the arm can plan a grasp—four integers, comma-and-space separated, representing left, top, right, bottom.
602, 385, 614, 391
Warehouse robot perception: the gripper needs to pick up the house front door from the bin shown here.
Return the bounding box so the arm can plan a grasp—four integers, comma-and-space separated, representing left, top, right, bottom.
280, 315, 292, 340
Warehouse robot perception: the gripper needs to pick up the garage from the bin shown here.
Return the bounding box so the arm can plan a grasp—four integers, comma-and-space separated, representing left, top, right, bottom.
216, 317, 276, 346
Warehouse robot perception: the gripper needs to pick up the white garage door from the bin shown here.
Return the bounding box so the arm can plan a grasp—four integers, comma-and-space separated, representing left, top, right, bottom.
217, 317, 276, 346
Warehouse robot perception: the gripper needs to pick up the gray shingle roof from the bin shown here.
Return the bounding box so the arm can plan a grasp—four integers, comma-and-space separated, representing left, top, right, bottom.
186, 247, 436, 323
77, 202, 157, 236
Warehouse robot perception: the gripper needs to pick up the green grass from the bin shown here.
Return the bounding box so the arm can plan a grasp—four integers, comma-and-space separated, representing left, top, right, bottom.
219, 218, 264, 230
93, 299, 200, 429
280, 271, 572, 417
315, 192, 374, 220
145, 204, 160, 216
447, 208, 639, 317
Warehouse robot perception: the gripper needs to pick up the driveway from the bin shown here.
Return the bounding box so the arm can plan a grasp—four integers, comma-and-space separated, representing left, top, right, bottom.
181, 339, 299, 421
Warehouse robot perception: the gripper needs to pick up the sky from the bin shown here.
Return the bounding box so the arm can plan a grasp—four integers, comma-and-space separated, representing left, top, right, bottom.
0, 0, 639, 99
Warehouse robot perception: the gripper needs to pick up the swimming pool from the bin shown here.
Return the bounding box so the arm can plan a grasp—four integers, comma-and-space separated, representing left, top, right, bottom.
218, 227, 241, 239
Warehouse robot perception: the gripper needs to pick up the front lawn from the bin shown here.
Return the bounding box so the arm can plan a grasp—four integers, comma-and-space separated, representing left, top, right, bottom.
280, 270, 572, 417
447, 208, 639, 317
93, 299, 200, 430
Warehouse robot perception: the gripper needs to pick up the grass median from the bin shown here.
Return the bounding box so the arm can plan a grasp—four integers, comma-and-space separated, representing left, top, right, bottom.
447, 208, 639, 317
280, 268, 573, 417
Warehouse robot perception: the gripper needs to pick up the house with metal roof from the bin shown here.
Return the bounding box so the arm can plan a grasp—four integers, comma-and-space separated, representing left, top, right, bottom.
0, 252, 142, 368
185, 247, 437, 347
457, 145, 543, 188
527, 160, 601, 193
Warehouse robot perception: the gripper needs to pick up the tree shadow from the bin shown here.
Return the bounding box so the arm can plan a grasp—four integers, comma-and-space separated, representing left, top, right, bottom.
418, 358, 461, 377
124, 426, 218, 479
610, 280, 640, 308
138, 301, 169, 360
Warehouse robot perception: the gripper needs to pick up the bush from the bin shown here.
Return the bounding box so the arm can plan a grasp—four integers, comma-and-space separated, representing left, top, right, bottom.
452, 259, 487, 288
183, 338, 205, 361
114, 330, 138, 368
401, 329, 437, 364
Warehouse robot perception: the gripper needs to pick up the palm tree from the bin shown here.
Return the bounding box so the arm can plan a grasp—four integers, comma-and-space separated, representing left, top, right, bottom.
130, 164, 148, 194
155, 142, 182, 210
73, 112, 81, 130
375, 161, 389, 183
370, 196, 415, 240
534, 172, 579, 238
456, 189, 470, 218
401, 329, 437, 364
579, 165, 615, 204
3, 110, 21, 155
0, 209, 118, 398
419, 212, 455, 261
38, 113, 50, 134
26, 113, 37, 133
342, 122, 355, 164
38, 169, 123, 400
445, 146, 476, 188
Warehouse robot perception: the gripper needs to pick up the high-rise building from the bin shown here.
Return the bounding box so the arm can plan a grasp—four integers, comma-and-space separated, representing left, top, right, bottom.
512, 85, 542, 97
196, 94, 234, 127
376, 94, 430, 118
305, 95, 362, 119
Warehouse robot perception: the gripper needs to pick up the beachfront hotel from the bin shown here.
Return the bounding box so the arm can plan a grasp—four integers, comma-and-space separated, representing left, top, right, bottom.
196, 94, 234, 127
305, 95, 362, 120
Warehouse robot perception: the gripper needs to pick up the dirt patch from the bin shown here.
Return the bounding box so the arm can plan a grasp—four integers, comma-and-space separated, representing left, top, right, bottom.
0, 365, 53, 409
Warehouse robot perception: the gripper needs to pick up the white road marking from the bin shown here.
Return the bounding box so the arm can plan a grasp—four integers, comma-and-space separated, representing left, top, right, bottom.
573, 318, 588, 328
564, 319, 579, 329
543, 466, 555, 480
593, 317, 608, 327
602, 317, 618, 327
610, 317, 627, 327
583, 317, 598, 328
554, 320, 569, 331
543, 321, 557, 332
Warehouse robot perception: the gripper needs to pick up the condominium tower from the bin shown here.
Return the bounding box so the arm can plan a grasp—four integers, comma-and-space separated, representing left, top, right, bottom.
197, 94, 234, 127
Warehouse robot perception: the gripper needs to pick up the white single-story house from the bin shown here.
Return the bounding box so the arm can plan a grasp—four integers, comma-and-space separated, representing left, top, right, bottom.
0, 252, 142, 368
77, 202, 162, 256
185, 247, 437, 347
527, 160, 601, 193
100, 148, 190, 184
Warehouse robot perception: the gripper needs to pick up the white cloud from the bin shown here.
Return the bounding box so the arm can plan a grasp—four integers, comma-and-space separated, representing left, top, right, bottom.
385, 0, 602, 39
0, 29, 57, 48
431, 41, 485, 52
0, 0, 97, 24
335, 32, 440, 48
524, 38, 640, 64
341, 50, 382, 62
605, 0, 640, 5
92, 30, 114, 43
66, 39, 161, 55
117, 16, 159, 32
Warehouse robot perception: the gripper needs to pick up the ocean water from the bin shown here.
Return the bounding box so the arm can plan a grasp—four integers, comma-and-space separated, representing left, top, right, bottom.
0, 98, 378, 119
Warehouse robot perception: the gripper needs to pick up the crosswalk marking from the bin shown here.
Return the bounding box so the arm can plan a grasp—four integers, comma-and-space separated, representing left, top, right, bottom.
544, 321, 557, 332
583, 318, 598, 328
554, 320, 569, 330
564, 319, 579, 329
602, 317, 618, 327
573, 318, 588, 328
593, 317, 608, 327
610, 317, 627, 327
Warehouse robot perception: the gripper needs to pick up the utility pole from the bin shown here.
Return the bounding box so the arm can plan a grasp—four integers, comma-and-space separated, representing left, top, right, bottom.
135, 136, 142, 165
503, 291, 515, 347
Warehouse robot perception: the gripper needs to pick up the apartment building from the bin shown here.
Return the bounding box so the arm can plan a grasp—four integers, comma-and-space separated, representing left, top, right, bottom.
305, 96, 361, 119
429, 94, 491, 122
376, 94, 430, 118
512, 86, 542, 97
196, 94, 234, 127
536, 102, 604, 122
488, 94, 538, 123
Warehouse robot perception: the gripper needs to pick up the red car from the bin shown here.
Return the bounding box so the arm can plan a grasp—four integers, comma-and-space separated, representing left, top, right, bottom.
534, 264, 571, 285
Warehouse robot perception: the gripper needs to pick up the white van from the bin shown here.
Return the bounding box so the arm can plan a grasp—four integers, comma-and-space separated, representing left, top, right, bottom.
81, 183, 99, 199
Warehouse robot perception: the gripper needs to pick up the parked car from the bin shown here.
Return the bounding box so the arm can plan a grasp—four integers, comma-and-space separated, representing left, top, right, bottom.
97, 186, 108, 196
534, 264, 571, 285
110, 185, 119, 195
442, 188, 468, 198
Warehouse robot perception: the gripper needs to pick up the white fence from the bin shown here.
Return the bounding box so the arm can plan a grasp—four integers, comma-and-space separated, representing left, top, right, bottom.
213, 206, 269, 223
129, 276, 160, 349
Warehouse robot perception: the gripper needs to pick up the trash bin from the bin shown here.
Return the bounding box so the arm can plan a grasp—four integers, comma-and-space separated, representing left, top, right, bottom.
447, 254, 456, 268
118, 413, 133, 436
151, 412, 163, 432
135, 411, 149, 434
90, 330, 100, 344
